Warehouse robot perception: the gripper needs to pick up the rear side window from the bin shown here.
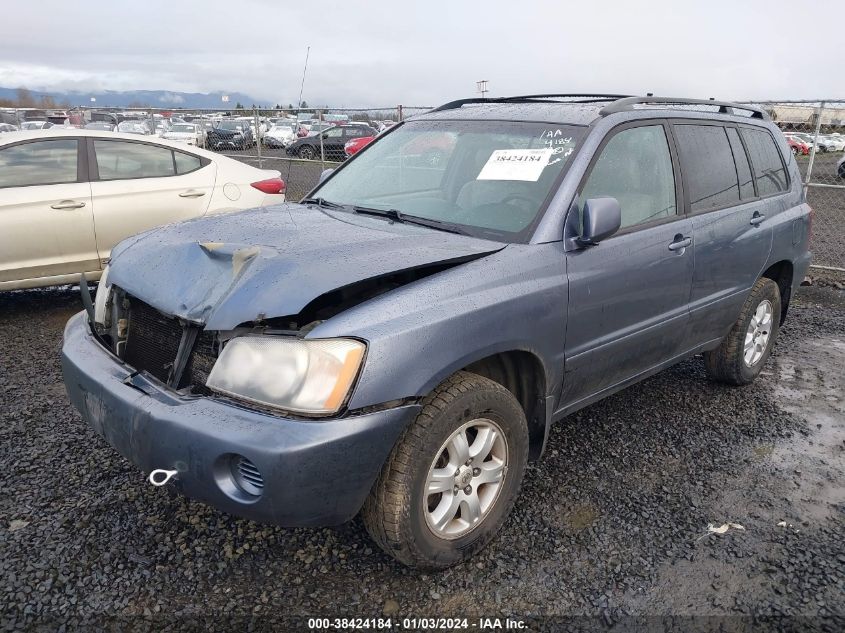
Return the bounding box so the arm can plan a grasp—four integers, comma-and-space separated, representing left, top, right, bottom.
174, 151, 202, 175
741, 128, 788, 196
581, 125, 677, 229
0, 139, 78, 188
94, 140, 175, 180
726, 128, 755, 199
673, 125, 739, 212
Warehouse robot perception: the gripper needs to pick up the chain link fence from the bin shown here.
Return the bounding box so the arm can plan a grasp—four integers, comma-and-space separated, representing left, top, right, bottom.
1, 100, 842, 270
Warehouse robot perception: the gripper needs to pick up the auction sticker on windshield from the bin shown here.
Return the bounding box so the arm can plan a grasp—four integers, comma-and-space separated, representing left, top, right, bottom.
477, 148, 554, 181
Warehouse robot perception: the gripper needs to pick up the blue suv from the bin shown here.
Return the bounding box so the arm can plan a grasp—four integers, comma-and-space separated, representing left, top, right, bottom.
62, 95, 812, 568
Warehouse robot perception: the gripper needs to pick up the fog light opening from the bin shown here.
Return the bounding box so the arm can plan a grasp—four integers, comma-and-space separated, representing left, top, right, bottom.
232, 455, 264, 497
213, 453, 263, 503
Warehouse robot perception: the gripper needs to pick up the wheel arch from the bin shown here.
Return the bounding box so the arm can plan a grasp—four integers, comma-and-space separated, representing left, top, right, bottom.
761, 260, 794, 325
461, 350, 548, 461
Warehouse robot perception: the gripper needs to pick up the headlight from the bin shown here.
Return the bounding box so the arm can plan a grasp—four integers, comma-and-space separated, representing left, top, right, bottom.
93, 265, 112, 326
206, 336, 366, 416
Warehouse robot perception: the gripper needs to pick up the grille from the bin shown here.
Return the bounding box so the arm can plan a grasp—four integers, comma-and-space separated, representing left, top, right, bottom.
124, 298, 184, 383
232, 456, 264, 496
180, 331, 217, 393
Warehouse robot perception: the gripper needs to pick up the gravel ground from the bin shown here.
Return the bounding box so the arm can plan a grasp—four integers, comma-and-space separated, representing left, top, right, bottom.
1, 280, 843, 631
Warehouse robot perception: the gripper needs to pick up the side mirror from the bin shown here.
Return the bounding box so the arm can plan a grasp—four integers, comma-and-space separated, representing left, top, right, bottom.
318, 168, 334, 184
579, 197, 621, 245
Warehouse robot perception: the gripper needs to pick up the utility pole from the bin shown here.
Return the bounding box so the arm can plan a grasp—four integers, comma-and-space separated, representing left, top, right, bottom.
476, 80, 489, 99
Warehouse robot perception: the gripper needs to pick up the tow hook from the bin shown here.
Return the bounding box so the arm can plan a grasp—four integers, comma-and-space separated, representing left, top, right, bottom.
148, 469, 178, 487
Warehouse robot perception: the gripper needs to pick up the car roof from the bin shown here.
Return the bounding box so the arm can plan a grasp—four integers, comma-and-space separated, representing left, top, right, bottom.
413, 95, 771, 127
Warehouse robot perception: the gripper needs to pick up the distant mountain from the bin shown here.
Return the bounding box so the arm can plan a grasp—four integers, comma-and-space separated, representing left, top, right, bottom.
0, 87, 274, 109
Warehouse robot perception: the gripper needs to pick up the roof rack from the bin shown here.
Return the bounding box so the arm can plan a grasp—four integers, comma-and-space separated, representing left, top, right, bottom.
599, 96, 769, 119
430, 94, 632, 112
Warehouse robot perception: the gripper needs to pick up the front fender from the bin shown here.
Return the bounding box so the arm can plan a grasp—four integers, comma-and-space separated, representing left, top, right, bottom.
308, 243, 569, 412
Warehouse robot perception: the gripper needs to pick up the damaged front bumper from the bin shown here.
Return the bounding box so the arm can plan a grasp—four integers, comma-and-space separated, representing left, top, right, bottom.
61, 311, 420, 526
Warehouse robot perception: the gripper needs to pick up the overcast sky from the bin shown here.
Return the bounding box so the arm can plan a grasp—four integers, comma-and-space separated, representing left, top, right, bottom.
0, 0, 837, 107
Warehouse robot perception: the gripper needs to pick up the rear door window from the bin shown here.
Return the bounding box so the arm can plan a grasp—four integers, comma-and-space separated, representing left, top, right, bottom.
726, 127, 755, 199
581, 124, 677, 229
673, 124, 740, 212
0, 139, 79, 188
94, 140, 175, 180
741, 128, 788, 196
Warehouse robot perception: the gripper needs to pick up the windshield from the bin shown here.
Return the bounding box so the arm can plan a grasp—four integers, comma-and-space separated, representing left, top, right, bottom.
312, 119, 583, 242
219, 121, 245, 131
171, 124, 195, 132
118, 121, 147, 132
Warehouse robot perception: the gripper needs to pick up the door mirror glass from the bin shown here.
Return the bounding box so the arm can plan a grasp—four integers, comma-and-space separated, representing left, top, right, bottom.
318, 168, 334, 184
580, 197, 621, 245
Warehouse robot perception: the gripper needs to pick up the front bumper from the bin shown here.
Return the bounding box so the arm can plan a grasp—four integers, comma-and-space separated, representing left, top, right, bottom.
61, 312, 420, 526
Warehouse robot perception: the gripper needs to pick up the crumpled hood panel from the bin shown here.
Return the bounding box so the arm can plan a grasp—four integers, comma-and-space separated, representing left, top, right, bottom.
108, 204, 504, 330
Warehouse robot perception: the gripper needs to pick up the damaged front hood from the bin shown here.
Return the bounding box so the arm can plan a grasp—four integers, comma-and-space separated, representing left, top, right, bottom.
108, 204, 504, 330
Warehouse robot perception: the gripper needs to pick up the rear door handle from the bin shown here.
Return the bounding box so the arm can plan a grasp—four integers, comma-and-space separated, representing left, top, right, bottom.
50, 200, 86, 210
178, 190, 206, 198
750, 212, 766, 226
668, 236, 692, 252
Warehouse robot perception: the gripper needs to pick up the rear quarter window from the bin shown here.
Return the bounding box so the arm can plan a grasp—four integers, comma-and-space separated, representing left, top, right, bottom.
740, 128, 789, 197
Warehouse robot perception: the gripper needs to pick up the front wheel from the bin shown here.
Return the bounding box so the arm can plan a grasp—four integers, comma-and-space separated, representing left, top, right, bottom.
704, 277, 781, 385
298, 145, 315, 160
363, 371, 528, 569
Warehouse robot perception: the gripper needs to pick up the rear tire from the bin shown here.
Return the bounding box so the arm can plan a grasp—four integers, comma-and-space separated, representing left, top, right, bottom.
362, 371, 528, 569
704, 277, 781, 385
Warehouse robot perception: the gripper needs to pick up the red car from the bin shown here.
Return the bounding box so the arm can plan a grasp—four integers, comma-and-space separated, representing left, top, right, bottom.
344, 135, 374, 157
785, 136, 809, 156
344, 131, 458, 163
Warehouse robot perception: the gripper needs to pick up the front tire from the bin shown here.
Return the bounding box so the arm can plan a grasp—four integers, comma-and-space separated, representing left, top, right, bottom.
704, 277, 781, 385
363, 371, 528, 569
298, 145, 315, 160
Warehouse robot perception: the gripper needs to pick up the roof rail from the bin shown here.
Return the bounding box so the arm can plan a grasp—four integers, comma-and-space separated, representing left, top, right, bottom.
430, 94, 633, 112
599, 96, 769, 120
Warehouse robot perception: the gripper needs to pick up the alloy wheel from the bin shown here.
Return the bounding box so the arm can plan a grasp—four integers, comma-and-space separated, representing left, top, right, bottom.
744, 299, 774, 366
423, 418, 508, 540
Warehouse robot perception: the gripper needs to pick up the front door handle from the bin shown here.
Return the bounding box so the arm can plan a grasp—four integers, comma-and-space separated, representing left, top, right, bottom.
50, 200, 86, 210
668, 236, 692, 252
750, 212, 766, 226
178, 190, 206, 198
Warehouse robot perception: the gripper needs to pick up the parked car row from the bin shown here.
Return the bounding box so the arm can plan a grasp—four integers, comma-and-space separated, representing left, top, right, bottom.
784, 131, 845, 155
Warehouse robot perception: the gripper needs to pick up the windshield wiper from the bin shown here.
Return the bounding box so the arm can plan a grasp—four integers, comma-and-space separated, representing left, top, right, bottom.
351, 206, 471, 236
300, 196, 346, 210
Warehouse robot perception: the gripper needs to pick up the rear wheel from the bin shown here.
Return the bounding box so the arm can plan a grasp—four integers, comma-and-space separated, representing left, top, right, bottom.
704, 277, 781, 385
363, 371, 528, 569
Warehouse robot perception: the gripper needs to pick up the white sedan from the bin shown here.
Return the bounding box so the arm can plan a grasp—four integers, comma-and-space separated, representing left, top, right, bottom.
161, 123, 206, 148
263, 122, 297, 148
0, 129, 286, 290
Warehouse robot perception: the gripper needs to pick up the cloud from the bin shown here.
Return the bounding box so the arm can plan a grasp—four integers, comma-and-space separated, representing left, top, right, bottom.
0, 0, 837, 106
158, 93, 185, 104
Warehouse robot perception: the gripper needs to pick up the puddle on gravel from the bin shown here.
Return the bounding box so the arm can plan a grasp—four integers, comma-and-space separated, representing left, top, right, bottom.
761, 336, 845, 521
